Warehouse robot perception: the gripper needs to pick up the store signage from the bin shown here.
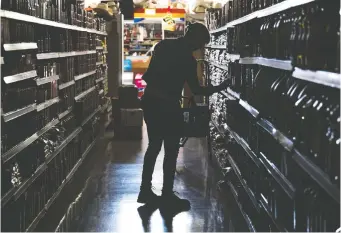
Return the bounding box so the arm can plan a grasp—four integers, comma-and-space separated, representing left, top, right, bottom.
145, 8, 156, 15
163, 13, 176, 31
134, 8, 185, 19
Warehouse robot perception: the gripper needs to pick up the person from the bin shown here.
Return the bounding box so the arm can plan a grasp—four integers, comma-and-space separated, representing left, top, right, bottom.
137, 23, 229, 206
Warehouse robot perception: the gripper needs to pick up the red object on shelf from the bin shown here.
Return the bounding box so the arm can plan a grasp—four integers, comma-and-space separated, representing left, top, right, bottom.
134, 73, 146, 98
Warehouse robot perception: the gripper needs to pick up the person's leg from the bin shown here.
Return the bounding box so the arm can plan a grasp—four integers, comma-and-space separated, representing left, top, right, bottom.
160, 107, 190, 207
162, 134, 180, 194
140, 122, 163, 190
161, 133, 190, 208
138, 96, 164, 203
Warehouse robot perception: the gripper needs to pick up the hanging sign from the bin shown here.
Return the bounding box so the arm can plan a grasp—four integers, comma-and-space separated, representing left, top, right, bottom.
163, 12, 176, 31
134, 8, 185, 19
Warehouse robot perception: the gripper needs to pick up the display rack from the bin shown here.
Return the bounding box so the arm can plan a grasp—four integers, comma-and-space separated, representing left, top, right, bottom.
205, 0, 340, 232
208, 0, 315, 33
1, 5, 110, 232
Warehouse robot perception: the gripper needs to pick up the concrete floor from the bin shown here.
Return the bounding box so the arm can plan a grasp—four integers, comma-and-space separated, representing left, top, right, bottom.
36, 123, 247, 232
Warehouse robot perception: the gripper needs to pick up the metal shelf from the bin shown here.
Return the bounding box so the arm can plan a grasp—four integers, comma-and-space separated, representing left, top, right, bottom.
13, 163, 48, 201
74, 70, 96, 81
58, 80, 75, 90
26, 136, 97, 232
239, 99, 259, 119
3, 42, 38, 51
227, 154, 260, 212
3, 70, 37, 84
206, 44, 226, 49
36, 75, 59, 86
213, 118, 296, 199
37, 50, 96, 60
96, 46, 104, 50
45, 127, 82, 164
239, 57, 292, 70
209, 25, 228, 34
292, 67, 341, 89
2, 118, 59, 162
259, 195, 288, 232
129, 49, 149, 52
96, 61, 104, 66
219, 90, 236, 100
1, 187, 16, 207
58, 108, 72, 119
227, 181, 257, 232
226, 88, 241, 99
95, 77, 105, 83
81, 107, 101, 126
257, 119, 294, 152
0, 10, 107, 35
258, 152, 296, 199
25, 207, 46, 232
292, 149, 340, 204
209, 0, 314, 33
2, 104, 36, 122
75, 86, 96, 101
36, 97, 59, 112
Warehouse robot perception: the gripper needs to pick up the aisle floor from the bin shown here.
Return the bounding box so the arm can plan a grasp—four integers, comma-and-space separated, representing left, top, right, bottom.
76, 125, 230, 232
46, 123, 239, 232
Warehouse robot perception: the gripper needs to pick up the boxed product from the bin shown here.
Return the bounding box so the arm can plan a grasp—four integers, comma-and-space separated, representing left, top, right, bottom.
118, 84, 138, 100
120, 108, 143, 127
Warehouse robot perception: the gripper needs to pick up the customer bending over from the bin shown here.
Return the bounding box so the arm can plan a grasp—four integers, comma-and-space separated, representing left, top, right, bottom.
138, 23, 229, 205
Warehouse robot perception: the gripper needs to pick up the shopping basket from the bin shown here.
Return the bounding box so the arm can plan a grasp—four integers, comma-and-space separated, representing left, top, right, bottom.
179, 96, 210, 147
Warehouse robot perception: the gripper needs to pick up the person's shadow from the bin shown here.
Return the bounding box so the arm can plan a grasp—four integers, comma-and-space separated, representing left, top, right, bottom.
137, 201, 191, 232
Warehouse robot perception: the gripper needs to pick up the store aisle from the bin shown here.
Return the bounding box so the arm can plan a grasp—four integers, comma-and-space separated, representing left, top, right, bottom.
68, 125, 231, 232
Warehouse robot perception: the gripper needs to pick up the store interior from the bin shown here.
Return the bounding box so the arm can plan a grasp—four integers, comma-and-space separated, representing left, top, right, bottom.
1, 0, 340, 232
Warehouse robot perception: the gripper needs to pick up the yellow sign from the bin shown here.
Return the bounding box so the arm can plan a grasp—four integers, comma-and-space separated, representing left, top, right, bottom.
163, 13, 176, 31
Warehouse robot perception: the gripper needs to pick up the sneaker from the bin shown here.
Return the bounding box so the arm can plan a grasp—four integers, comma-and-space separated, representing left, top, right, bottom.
137, 187, 159, 204
161, 191, 191, 209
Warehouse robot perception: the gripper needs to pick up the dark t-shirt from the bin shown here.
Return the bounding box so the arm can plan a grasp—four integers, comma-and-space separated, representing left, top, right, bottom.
142, 37, 221, 101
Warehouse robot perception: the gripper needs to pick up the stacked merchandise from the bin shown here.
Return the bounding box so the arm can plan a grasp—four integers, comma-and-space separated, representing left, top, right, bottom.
205, 0, 340, 232
1, 1, 108, 231
124, 23, 162, 56
112, 85, 143, 140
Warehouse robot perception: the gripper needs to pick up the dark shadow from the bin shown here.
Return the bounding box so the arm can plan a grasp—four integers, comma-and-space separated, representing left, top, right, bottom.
137, 204, 159, 232
159, 202, 191, 232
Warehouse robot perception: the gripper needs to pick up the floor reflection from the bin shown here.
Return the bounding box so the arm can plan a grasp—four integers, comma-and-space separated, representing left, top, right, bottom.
73, 126, 230, 232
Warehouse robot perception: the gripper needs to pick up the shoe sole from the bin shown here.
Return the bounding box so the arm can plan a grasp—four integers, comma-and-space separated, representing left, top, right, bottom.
137, 196, 160, 204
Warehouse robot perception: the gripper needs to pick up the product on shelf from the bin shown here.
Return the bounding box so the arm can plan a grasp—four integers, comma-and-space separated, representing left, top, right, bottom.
1, 4, 108, 231
205, 0, 340, 232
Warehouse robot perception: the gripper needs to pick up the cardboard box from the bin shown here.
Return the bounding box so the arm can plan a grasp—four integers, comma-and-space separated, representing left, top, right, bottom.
119, 85, 138, 100
120, 108, 143, 127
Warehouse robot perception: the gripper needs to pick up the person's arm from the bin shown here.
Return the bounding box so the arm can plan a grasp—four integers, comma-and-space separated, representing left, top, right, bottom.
186, 60, 229, 96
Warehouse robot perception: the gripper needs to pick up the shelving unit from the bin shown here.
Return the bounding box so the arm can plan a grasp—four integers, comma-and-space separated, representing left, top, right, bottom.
239, 57, 292, 71
209, 0, 315, 33
0, 10, 107, 35
1, 5, 110, 232
3, 70, 38, 84
206, 0, 340, 232
3, 42, 38, 51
